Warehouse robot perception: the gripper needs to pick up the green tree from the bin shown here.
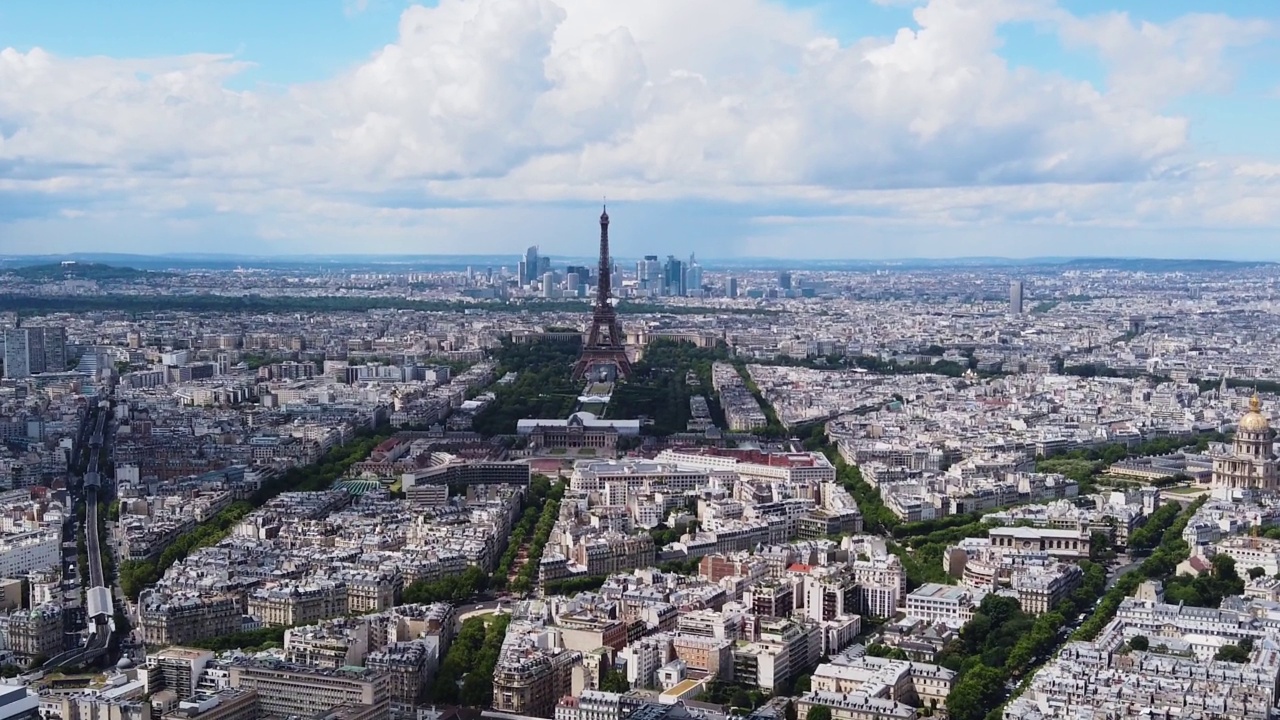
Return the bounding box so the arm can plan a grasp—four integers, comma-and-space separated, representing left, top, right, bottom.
1249, 566, 1267, 580
600, 670, 630, 693
806, 706, 832, 720
1128, 635, 1149, 651
946, 666, 1006, 720
1215, 642, 1251, 663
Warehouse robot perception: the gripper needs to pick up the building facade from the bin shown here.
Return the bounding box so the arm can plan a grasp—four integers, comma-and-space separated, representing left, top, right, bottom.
1212, 395, 1278, 495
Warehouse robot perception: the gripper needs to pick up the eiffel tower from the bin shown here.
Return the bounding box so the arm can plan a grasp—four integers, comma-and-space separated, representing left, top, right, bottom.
573, 206, 633, 381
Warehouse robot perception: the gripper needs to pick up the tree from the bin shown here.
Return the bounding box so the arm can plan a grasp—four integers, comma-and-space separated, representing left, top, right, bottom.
1128, 635, 1149, 651
1249, 566, 1267, 580
946, 665, 1006, 720
1089, 531, 1116, 562
867, 644, 908, 660
806, 706, 832, 720
601, 670, 630, 694
1215, 642, 1250, 663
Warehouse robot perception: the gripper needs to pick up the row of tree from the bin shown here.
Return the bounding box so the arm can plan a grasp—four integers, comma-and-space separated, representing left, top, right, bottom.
735, 365, 788, 438
941, 501, 1200, 718
401, 565, 490, 605
493, 475, 562, 589
431, 614, 510, 705
821, 446, 900, 536
510, 480, 565, 593
189, 626, 287, 653
1075, 497, 1206, 641
942, 560, 1109, 720
1126, 501, 1183, 554
119, 427, 393, 599
493, 501, 542, 588
543, 575, 608, 596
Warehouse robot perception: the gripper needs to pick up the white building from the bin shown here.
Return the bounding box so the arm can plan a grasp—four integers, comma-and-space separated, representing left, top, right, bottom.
904, 584, 978, 624
0, 529, 60, 579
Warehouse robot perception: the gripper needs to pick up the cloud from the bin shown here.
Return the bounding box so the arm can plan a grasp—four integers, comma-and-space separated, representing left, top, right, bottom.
343, 0, 372, 17
0, 0, 1275, 257
1057, 10, 1272, 107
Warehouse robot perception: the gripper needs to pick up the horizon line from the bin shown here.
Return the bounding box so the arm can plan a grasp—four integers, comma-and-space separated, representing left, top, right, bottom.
1, 252, 1278, 265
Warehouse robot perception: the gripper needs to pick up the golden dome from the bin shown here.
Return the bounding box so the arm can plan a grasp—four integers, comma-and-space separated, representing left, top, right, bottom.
1239, 393, 1271, 433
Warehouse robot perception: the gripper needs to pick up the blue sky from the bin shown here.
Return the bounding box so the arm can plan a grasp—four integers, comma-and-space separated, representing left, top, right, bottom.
1, 0, 1279, 259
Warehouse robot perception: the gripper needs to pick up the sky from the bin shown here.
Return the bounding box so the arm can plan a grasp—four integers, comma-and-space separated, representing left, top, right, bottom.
1, 0, 1279, 260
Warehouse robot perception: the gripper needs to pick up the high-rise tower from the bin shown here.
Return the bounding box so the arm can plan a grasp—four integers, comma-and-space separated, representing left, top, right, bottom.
573, 206, 632, 380
1010, 280, 1025, 315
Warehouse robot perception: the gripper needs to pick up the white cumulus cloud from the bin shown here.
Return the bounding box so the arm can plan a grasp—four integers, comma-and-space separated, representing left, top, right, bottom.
0, 0, 1275, 257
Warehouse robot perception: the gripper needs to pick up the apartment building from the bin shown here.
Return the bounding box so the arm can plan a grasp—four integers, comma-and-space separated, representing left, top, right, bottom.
732, 617, 822, 692
554, 691, 625, 720
366, 640, 437, 711
903, 584, 977, 624
0, 528, 60, 579
492, 620, 582, 718
248, 581, 349, 627
228, 661, 390, 720
805, 653, 955, 718
987, 527, 1091, 560
1213, 535, 1280, 576
1011, 562, 1083, 616
748, 581, 795, 618
146, 647, 216, 698
796, 692, 917, 720
141, 593, 241, 646
6, 603, 63, 660
160, 689, 258, 720
570, 535, 656, 578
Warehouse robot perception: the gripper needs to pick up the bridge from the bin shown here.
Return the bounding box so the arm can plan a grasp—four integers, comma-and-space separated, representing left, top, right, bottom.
41, 402, 115, 672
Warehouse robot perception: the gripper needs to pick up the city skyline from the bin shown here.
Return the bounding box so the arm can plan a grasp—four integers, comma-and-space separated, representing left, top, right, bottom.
2, 0, 1280, 259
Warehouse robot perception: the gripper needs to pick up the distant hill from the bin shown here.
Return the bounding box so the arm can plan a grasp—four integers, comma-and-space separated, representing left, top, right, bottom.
4, 262, 167, 282
1056, 257, 1277, 272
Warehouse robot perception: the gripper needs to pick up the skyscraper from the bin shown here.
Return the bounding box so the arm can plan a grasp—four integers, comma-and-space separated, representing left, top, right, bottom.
639, 255, 662, 293
778, 271, 793, 291
523, 246, 540, 284
727, 277, 739, 299
686, 263, 704, 296
41, 327, 66, 373
3, 328, 45, 379
663, 256, 686, 297
1010, 280, 1025, 315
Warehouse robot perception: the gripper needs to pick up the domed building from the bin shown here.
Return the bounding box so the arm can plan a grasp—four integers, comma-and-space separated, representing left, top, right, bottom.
1211, 394, 1278, 497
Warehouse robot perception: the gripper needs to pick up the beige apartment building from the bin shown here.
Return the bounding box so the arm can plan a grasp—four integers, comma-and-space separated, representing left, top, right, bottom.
228, 661, 390, 720
247, 581, 348, 627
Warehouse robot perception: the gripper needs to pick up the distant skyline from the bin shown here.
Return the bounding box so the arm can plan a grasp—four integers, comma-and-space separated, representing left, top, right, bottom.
2, 0, 1279, 259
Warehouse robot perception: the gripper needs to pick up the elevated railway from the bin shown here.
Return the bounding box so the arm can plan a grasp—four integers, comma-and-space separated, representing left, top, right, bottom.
41, 402, 115, 672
